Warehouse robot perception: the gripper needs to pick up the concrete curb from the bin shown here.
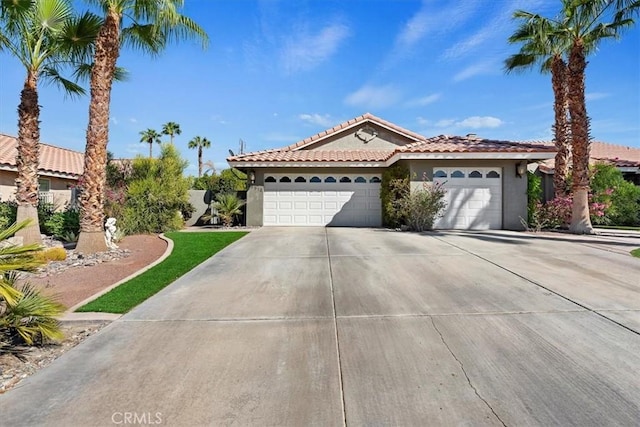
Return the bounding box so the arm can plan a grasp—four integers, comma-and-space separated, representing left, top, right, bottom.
63, 233, 174, 318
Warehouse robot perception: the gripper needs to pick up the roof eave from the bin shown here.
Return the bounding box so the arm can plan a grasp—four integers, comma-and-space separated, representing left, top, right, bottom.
391, 152, 556, 162
227, 160, 387, 168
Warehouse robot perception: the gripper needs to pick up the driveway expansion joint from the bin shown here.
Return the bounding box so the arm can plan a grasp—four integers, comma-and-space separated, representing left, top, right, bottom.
325, 228, 348, 427
432, 235, 640, 337
429, 316, 508, 427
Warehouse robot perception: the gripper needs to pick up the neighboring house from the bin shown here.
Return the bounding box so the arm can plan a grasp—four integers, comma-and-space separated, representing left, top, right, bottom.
0, 134, 83, 208
534, 141, 640, 201
227, 113, 555, 230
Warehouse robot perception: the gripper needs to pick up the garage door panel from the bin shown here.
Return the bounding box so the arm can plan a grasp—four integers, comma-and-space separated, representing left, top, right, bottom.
264, 175, 381, 226
434, 167, 502, 230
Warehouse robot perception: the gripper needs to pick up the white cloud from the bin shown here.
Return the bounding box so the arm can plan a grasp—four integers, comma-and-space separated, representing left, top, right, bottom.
435, 119, 456, 128
396, 1, 479, 49
110, 117, 119, 125
281, 23, 350, 73
129, 118, 137, 124
344, 85, 402, 109
419, 116, 505, 134
586, 92, 611, 101
453, 61, 496, 82
456, 116, 504, 129
406, 93, 441, 107
298, 113, 334, 127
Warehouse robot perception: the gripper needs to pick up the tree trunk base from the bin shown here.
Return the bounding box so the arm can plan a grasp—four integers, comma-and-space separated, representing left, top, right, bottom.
76, 231, 108, 254
569, 188, 595, 234
15, 205, 42, 245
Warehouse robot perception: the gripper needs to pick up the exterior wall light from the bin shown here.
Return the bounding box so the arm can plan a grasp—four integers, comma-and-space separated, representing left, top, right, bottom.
249, 170, 256, 184
516, 162, 527, 178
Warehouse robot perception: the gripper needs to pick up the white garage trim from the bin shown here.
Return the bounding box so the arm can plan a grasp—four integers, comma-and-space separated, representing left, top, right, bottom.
433, 167, 502, 230
263, 173, 382, 227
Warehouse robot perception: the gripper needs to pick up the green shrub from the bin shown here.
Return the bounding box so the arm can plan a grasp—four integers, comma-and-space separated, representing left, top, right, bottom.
390, 176, 447, 231
381, 164, 410, 228
0, 201, 17, 230
42, 208, 80, 238
213, 193, 245, 227
527, 171, 543, 225
591, 163, 640, 226
120, 144, 192, 234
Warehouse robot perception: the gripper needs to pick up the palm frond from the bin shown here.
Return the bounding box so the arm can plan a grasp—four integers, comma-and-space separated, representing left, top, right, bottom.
41, 65, 86, 97
36, 0, 72, 33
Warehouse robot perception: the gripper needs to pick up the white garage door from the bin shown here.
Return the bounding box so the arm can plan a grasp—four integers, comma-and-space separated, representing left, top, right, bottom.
263, 173, 382, 226
433, 167, 502, 230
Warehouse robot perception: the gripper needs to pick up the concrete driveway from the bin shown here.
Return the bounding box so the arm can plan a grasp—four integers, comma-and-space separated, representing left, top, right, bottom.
2, 227, 640, 426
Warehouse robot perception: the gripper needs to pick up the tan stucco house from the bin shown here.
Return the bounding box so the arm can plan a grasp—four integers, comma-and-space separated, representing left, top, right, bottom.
0, 134, 83, 207
228, 113, 555, 230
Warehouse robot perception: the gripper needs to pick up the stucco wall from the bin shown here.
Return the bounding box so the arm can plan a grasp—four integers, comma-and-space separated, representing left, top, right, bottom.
0, 171, 76, 209
307, 124, 415, 151
407, 159, 528, 230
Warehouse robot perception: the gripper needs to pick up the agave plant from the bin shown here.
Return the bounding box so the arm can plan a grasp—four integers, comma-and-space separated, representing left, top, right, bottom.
0, 221, 65, 354
213, 193, 245, 227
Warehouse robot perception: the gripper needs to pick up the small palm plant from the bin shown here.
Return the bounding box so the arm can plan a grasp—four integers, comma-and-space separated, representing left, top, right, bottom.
0, 221, 65, 356
213, 194, 245, 227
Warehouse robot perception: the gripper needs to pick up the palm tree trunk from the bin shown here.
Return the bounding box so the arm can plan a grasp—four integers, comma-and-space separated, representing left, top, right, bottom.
15, 70, 42, 245
567, 40, 594, 234
149, 141, 152, 158
551, 55, 570, 198
198, 147, 203, 177
76, 9, 121, 253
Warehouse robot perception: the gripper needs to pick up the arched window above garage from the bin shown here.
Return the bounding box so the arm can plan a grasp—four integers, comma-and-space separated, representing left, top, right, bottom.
469, 170, 482, 178
294, 176, 306, 183
279, 176, 291, 183
310, 176, 321, 183
370, 177, 381, 183
265, 176, 276, 183
434, 170, 447, 178
487, 170, 500, 178
451, 170, 465, 178
355, 177, 366, 183
325, 176, 336, 183
340, 177, 352, 183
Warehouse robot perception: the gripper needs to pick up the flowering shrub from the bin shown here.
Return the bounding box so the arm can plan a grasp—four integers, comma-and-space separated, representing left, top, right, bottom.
530, 194, 610, 230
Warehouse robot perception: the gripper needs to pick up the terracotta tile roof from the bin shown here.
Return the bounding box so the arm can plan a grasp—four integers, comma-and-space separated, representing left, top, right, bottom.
228, 114, 555, 165
537, 140, 640, 172
228, 149, 394, 163
590, 141, 640, 163
0, 134, 83, 178
401, 135, 555, 154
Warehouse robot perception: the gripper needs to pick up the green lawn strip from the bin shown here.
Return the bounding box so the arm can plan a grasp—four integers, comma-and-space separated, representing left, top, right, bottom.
76, 231, 248, 314
631, 248, 640, 258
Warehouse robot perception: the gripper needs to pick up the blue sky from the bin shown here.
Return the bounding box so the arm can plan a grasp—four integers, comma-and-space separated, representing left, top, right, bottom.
0, 0, 638, 176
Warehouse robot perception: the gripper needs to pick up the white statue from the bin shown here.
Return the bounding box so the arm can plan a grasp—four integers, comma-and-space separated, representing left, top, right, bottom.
105, 217, 119, 250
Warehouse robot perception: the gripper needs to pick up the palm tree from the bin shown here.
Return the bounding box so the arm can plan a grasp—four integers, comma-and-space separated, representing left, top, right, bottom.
505, 13, 571, 198
213, 193, 245, 227
0, 0, 100, 245
188, 136, 211, 177
139, 128, 161, 158
162, 121, 181, 144
558, 0, 639, 233
75, 1, 208, 254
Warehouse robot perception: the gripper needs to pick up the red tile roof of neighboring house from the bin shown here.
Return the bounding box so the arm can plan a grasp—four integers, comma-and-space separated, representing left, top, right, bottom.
0, 134, 84, 178
228, 114, 555, 164
536, 141, 640, 172
590, 141, 640, 165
